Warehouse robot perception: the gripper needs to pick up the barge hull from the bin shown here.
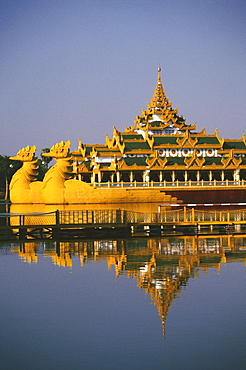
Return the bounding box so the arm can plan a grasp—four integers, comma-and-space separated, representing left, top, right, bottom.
164, 189, 246, 203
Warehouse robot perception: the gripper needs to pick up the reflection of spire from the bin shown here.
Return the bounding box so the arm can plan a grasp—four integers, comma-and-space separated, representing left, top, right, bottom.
133, 254, 192, 337
106, 236, 238, 337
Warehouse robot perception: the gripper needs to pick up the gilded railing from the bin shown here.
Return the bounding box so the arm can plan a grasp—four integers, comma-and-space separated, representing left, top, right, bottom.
93, 179, 246, 189
157, 208, 246, 224
2, 208, 246, 228
59, 209, 125, 225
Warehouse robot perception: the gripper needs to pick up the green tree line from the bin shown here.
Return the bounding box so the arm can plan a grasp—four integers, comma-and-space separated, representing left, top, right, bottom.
0, 149, 52, 201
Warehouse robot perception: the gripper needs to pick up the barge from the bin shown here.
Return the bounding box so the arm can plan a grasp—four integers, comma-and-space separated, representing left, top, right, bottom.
10, 67, 246, 204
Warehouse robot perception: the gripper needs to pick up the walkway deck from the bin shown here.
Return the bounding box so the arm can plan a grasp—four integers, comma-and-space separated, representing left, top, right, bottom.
1, 208, 246, 240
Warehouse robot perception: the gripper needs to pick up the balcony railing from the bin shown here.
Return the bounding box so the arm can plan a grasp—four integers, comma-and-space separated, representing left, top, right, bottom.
3, 208, 246, 227
93, 179, 246, 189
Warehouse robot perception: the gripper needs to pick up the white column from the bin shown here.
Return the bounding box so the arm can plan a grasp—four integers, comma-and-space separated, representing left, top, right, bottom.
234, 169, 240, 182
144, 170, 150, 183
98, 171, 101, 183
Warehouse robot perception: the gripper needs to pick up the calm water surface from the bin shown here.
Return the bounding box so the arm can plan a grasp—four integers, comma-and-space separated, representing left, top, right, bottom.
0, 235, 245, 370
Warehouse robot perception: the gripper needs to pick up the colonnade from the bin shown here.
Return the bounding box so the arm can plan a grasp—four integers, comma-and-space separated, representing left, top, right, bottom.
76, 168, 246, 184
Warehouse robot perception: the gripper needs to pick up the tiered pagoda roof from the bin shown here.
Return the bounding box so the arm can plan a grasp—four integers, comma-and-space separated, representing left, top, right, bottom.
128, 66, 193, 133
71, 67, 246, 174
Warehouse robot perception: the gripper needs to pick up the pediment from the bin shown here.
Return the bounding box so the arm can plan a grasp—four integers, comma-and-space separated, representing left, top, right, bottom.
176, 131, 198, 148
90, 147, 98, 158
117, 141, 125, 154
105, 135, 116, 149
221, 151, 242, 168
108, 156, 118, 171
184, 153, 205, 168
78, 139, 86, 157
146, 151, 167, 168
146, 135, 154, 149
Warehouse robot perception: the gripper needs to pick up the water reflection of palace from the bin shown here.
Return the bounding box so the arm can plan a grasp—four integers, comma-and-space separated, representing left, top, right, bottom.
10, 235, 246, 335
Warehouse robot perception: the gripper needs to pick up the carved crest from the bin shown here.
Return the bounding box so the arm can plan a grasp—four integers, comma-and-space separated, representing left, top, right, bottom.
10, 145, 36, 162
42, 141, 71, 158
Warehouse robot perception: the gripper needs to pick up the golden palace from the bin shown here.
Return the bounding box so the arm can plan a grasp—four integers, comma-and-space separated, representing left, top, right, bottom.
10, 67, 246, 204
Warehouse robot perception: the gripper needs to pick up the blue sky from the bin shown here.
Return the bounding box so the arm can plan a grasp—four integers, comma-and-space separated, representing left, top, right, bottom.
1, 0, 246, 157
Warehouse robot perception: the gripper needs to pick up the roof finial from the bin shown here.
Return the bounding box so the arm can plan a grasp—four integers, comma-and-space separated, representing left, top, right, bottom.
157, 64, 161, 83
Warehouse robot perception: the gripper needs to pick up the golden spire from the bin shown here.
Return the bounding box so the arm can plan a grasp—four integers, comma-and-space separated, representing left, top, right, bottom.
146, 66, 174, 117
157, 65, 161, 84
133, 66, 186, 128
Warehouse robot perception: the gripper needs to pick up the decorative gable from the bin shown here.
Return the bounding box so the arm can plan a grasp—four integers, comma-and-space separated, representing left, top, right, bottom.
108, 155, 118, 171
105, 134, 116, 149
146, 150, 167, 168
184, 152, 205, 168
146, 134, 154, 149
221, 150, 242, 168
176, 130, 198, 148
117, 141, 125, 154
90, 159, 100, 172
90, 147, 98, 158
78, 139, 86, 157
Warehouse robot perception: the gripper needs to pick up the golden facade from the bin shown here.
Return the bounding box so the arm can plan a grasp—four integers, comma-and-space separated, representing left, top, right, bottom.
10, 67, 246, 204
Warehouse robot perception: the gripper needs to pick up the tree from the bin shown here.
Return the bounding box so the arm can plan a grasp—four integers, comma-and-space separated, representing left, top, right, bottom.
0, 149, 52, 200
41, 148, 52, 168
36, 148, 52, 181
0, 156, 21, 200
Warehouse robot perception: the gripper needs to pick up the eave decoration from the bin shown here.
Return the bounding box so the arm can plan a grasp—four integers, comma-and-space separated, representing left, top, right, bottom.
108, 155, 118, 171
146, 151, 167, 168
221, 150, 242, 168
146, 134, 154, 149
176, 130, 198, 148
184, 152, 205, 168
90, 147, 99, 158
117, 141, 125, 154
105, 134, 116, 149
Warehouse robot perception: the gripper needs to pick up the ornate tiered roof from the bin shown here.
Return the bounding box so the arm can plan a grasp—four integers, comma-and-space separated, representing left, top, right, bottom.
127, 66, 193, 134
71, 67, 246, 176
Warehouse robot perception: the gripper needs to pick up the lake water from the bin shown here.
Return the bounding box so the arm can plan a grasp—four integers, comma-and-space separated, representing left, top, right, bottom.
1, 234, 245, 370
